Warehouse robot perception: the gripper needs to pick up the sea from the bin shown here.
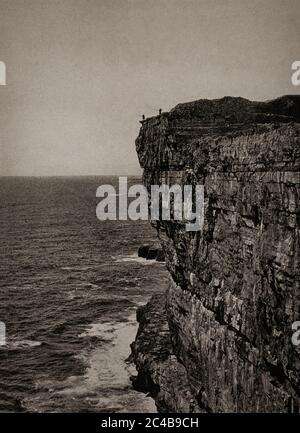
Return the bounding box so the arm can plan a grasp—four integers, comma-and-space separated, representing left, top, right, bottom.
0, 176, 168, 412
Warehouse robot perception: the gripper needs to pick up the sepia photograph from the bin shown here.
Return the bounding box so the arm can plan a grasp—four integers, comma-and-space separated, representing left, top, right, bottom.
0, 0, 300, 424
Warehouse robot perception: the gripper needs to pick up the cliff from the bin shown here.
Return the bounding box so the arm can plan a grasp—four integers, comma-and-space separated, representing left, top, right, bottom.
131, 95, 300, 413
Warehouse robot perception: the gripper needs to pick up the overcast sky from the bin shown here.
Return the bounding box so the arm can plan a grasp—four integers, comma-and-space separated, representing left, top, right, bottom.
0, 0, 299, 176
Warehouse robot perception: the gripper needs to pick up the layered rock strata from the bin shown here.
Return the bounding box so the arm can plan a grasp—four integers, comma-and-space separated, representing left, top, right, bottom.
131, 96, 300, 413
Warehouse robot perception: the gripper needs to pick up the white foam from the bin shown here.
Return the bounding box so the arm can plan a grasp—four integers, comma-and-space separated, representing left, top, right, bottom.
113, 254, 157, 264
29, 310, 156, 412
61, 266, 92, 271
3, 339, 42, 350
78, 322, 117, 339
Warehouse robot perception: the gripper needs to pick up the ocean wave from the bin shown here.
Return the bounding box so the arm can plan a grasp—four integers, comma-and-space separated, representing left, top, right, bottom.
78, 321, 118, 340
113, 254, 158, 264
60, 266, 92, 271
0, 177, 165, 412
1, 339, 42, 350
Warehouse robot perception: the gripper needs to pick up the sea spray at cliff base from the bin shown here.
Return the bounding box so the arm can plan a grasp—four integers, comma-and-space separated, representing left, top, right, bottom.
0, 176, 168, 412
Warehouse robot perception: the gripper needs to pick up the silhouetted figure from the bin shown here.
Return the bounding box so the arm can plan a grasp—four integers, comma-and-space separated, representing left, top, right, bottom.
159, 108, 162, 115
142, 114, 145, 120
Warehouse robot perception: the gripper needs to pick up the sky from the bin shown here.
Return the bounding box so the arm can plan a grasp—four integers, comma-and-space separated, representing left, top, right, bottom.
0, 0, 299, 176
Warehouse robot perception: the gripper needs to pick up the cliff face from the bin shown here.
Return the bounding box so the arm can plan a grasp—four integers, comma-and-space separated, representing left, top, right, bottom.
132, 96, 300, 413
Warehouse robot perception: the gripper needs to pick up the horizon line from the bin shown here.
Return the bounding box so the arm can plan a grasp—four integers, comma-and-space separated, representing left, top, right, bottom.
0, 173, 142, 178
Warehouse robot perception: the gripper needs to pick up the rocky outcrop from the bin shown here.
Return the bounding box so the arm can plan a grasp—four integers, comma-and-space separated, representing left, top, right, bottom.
138, 244, 165, 261
132, 96, 300, 413
131, 294, 201, 412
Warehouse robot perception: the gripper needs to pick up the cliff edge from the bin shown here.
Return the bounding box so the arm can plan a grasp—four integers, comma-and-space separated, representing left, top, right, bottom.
132, 95, 300, 413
